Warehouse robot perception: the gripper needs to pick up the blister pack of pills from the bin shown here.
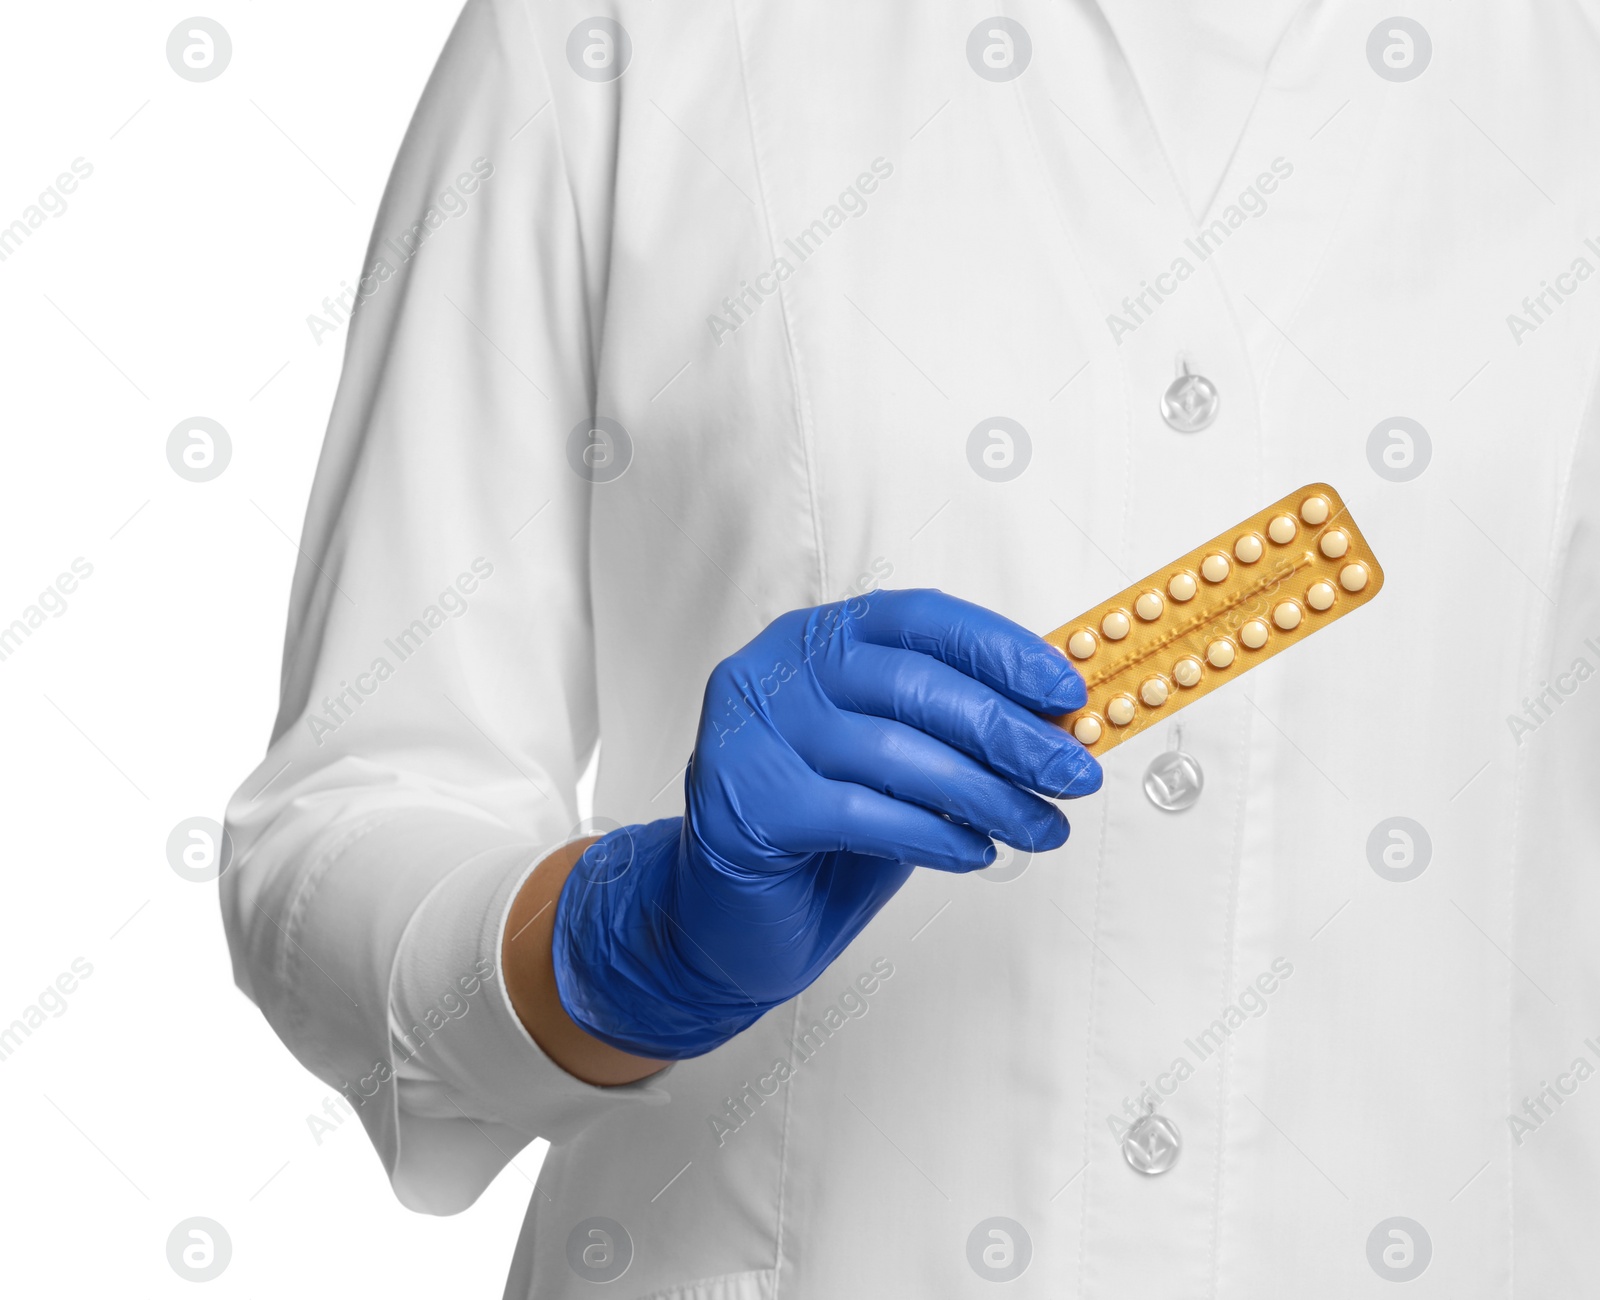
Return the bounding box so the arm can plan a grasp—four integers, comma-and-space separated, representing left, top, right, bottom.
1046, 483, 1384, 752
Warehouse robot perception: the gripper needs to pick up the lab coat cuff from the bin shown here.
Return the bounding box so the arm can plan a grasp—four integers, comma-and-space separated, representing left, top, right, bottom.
389, 839, 675, 1156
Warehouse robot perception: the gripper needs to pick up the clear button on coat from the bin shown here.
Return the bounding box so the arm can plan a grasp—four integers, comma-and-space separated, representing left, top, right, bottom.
1160, 371, 1220, 432
1123, 1109, 1182, 1175
1144, 749, 1205, 811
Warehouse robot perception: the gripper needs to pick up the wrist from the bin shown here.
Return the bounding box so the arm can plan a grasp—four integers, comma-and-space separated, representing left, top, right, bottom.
500, 836, 668, 1087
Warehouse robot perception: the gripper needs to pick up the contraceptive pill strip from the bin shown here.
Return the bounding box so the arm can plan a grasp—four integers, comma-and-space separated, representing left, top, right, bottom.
1045, 483, 1384, 753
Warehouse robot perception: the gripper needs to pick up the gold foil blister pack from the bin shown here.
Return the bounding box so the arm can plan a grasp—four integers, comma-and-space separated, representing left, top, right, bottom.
1046, 483, 1385, 752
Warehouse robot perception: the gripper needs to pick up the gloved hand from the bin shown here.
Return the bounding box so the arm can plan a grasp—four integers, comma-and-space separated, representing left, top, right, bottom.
551, 588, 1102, 1059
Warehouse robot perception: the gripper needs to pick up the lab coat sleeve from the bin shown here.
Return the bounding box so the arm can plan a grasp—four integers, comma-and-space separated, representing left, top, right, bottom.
221, 0, 669, 1216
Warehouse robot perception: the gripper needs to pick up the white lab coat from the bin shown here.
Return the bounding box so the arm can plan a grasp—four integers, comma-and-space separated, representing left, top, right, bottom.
223, 1, 1600, 1294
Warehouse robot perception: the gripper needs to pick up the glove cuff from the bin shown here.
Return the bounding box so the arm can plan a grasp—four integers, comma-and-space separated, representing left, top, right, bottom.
551, 818, 776, 1059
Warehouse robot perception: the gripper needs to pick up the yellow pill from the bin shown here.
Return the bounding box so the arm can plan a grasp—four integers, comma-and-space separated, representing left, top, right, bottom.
1272, 600, 1303, 630
1307, 580, 1336, 611
1234, 533, 1264, 563
1073, 714, 1103, 745
1168, 571, 1198, 602
1172, 656, 1203, 688
1320, 528, 1350, 558
1135, 591, 1164, 621
1201, 553, 1231, 583
1268, 515, 1297, 544
1240, 619, 1270, 649
1102, 610, 1131, 640
1340, 562, 1369, 592
1206, 638, 1236, 668
1300, 495, 1331, 525
1068, 629, 1097, 659
1140, 676, 1170, 707
1107, 695, 1137, 726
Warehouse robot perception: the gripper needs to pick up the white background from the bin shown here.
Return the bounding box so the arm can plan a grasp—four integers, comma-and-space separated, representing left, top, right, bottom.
0, 4, 548, 1293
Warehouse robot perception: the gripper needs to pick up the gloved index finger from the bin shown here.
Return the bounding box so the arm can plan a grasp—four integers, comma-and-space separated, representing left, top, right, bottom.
842, 588, 1086, 714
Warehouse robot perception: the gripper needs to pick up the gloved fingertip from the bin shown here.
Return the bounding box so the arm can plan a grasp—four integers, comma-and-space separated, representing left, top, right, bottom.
1021, 819, 1070, 854
929, 840, 998, 874
1043, 746, 1107, 797
1042, 741, 1102, 798
1063, 754, 1104, 797
1045, 660, 1088, 712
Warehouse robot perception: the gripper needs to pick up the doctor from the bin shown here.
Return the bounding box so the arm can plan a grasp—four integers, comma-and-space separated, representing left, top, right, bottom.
225, 1, 1600, 1295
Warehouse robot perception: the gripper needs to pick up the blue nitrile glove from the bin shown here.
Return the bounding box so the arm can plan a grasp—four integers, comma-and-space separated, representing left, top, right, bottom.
551, 588, 1102, 1059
